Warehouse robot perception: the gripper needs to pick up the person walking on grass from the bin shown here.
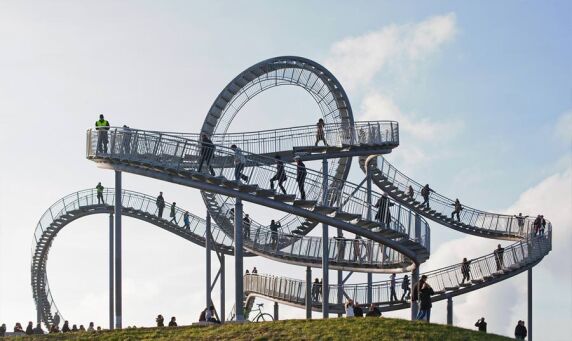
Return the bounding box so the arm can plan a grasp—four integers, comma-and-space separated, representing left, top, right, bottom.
169, 202, 178, 224
156, 192, 165, 218
231, 145, 248, 183
96, 182, 105, 204
270, 155, 287, 194
295, 156, 307, 200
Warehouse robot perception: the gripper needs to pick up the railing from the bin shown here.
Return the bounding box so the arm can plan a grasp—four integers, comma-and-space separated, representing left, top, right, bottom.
86, 128, 430, 254
244, 229, 551, 307
374, 156, 544, 237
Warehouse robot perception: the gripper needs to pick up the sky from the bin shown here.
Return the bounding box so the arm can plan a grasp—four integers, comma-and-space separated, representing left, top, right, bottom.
0, 1, 571, 339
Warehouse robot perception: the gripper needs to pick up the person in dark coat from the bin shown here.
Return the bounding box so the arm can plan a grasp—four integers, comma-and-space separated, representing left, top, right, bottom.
374, 193, 394, 226
353, 303, 364, 317
168, 317, 177, 327
365, 304, 381, 317
156, 192, 165, 218
416, 282, 435, 322
25, 322, 33, 335
295, 156, 307, 200
421, 184, 432, 208
515, 320, 527, 339
494, 244, 505, 270
401, 275, 411, 301
270, 220, 280, 247
156, 314, 164, 327
451, 198, 463, 221
198, 133, 216, 176
270, 155, 287, 194
475, 317, 487, 332
461, 258, 472, 284
61, 321, 70, 333
243, 214, 251, 240
0, 323, 6, 337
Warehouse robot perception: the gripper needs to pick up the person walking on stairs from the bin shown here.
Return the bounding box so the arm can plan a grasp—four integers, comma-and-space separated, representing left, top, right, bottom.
156, 192, 165, 218
494, 244, 504, 270
421, 184, 433, 208
461, 257, 472, 284
416, 282, 435, 322
451, 198, 463, 221
183, 211, 190, 229
95, 114, 110, 153
401, 274, 411, 301
390, 273, 398, 303
315, 118, 328, 146
169, 202, 178, 224
231, 145, 248, 183
407, 185, 414, 199
374, 193, 394, 226
295, 156, 307, 200
270, 155, 287, 194
270, 220, 280, 247
198, 133, 216, 176
243, 214, 251, 240
96, 182, 105, 204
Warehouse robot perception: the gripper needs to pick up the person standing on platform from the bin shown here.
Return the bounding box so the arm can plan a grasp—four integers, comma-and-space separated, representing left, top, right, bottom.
156, 192, 165, 218
198, 133, 216, 176
169, 202, 178, 224
231, 145, 248, 183
315, 118, 328, 146
95, 114, 110, 153
96, 182, 105, 204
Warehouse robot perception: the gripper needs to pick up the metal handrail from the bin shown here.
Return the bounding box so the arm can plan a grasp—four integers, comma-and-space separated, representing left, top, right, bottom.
373, 156, 549, 237
244, 229, 551, 307
85, 127, 430, 254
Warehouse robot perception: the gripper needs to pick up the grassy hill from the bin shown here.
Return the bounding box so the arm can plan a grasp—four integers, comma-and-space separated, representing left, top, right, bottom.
7, 318, 511, 340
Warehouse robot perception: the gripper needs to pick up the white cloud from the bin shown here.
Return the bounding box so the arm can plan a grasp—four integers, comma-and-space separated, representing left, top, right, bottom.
555, 110, 572, 144
359, 92, 463, 141
325, 13, 457, 90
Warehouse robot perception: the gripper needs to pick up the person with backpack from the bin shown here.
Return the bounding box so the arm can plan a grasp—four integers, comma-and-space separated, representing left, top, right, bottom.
270, 155, 287, 194
451, 199, 463, 221
169, 202, 178, 224
401, 274, 411, 301
156, 192, 165, 218
421, 184, 432, 208
96, 182, 105, 204
295, 156, 307, 200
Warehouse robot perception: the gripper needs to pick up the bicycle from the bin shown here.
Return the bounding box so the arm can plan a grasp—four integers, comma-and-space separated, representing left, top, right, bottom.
247, 303, 274, 322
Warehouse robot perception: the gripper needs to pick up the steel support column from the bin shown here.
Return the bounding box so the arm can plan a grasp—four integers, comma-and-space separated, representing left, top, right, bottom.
411, 212, 421, 320
321, 158, 329, 318
528, 268, 532, 341
234, 198, 244, 321
337, 229, 343, 317
273, 302, 279, 321
109, 213, 114, 330
366, 162, 373, 305
367, 273, 373, 305
306, 266, 312, 319
114, 170, 122, 329
220, 253, 225, 323
206, 212, 212, 308
447, 296, 453, 325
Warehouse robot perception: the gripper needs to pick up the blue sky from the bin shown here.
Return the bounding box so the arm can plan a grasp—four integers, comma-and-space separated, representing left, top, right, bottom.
0, 1, 570, 339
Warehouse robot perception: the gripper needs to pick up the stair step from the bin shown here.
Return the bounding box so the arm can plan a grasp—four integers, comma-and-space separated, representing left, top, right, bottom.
255, 189, 275, 197
445, 286, 460, 291
206, 176, 226, 185
459, 283, 472, 287
293, 200, 318, 208
334, 211, 361, 221
313, 206, 338, 214
274, 194, 296, 202
238, 184, 259, 192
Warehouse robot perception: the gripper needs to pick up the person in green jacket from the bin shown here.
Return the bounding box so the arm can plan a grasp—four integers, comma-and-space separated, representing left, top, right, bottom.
96, 182, 104, 204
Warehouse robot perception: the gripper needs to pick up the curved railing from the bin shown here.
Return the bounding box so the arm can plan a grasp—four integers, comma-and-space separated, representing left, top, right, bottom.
244, 229, 551, 312
367, 156, 539, 239
86, 127, 431, 261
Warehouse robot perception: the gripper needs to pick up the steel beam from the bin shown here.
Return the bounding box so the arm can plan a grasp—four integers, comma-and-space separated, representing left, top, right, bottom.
206, 212, 212, 308
337, 229, 343, 317
367, 273, 373, 305
109, 213, 114, 330
220, 253, 225, 323
114, 170, 122, 329
306, 266, 312, 319
528, 268, 532, 341
447, 296, 453, 325
321, 157, 329, 318
274, 302, 279, 321
234, 198, 244, 321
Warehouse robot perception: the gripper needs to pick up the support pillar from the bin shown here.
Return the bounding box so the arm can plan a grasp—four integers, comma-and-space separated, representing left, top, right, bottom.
411, 268, 419, 320
367, 273, 373, 305
273, 302, 279, 321
446, 296, 453, 325
109, 213, 114, 330
220, 253, 225, 323
528, 268, 532, 341
337, 229, 343, 317
321, 158, 329, 318
206, 212, 212, 308
234, 199, 244, 321
114, 171, 122, 329
306, 266, 312, 319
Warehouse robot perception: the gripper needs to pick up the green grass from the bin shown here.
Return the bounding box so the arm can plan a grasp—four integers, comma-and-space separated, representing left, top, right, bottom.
6, 318, 511, 340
